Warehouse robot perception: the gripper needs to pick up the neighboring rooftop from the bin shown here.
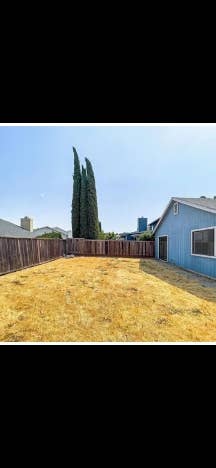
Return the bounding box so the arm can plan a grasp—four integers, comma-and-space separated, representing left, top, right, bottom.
53, 227, 70, 234
32, 226, 71, 239
148, 217, 160, 226
0, 218, 32, 238
0, 218, 72, 239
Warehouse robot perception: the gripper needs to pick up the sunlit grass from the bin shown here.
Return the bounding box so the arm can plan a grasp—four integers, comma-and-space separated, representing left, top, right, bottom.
0, 257, 216, 342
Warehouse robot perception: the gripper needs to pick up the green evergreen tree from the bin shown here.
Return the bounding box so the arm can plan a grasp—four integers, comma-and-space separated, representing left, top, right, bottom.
98, 221, 105, 239
72, 147, 81, 238
85, 158, 99, 239
80, 165, 88, 238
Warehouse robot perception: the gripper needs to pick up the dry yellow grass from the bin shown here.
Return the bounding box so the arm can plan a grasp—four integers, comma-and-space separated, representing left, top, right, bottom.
1, 257, 216, 342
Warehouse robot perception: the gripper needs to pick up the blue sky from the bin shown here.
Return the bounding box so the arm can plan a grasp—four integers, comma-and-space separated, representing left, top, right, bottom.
0, 125, 216, 232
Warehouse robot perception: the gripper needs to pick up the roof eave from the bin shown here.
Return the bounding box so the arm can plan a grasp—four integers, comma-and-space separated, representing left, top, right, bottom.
153, 197, 216, 235
153, 198, 174, 234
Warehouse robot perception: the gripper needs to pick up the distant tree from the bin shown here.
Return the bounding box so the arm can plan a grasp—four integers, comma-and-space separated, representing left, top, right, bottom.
72, 147, 81, 238
98, 231, 105, 240
138, 231, 154, 241
104, 232, 118, 240
80, 165, 88, 238
98, 221, 105, 239
36, 232, 62, 239
85, 158, 99, 239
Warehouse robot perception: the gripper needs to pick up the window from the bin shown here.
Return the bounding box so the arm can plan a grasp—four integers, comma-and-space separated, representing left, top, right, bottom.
192, 229, 214, 257
173, 202, 178, 215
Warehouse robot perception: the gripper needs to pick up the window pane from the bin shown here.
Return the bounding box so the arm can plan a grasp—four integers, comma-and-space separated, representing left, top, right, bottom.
173, 202, 178, 215
192, 229, 214, 256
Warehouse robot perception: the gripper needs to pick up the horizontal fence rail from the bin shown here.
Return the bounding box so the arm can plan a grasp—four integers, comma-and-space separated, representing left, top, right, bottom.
66, 238, 154, 258
0, 237, 65, 275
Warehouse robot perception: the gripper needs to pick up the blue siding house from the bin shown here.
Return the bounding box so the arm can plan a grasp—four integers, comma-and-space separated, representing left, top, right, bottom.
154, 197, 216, 279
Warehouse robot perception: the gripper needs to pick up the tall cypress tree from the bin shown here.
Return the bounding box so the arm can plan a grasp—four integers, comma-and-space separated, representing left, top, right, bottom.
72, 147, 81, 238
85, 158, 99, 239
80, 165, 88, 238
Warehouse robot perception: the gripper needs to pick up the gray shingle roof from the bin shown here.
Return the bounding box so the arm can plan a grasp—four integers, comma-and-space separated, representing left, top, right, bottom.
0, 218, 33, 238
32, 226, 69, 238
154, 197, 216, 234
148, 217, 160, 226
173, 197, 216, 213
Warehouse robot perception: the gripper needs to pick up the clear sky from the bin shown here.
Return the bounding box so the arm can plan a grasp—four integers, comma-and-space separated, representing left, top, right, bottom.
0, 125, 216, 232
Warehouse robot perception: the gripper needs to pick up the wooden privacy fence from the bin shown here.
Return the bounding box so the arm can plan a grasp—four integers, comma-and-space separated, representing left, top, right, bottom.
0, 237, 65, 275
66, 238, 154, 258
0, 237, 155, 276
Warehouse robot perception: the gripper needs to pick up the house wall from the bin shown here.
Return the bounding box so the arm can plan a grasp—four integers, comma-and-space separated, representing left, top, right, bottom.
32, 227, 54, 238
155, 201, 216, 278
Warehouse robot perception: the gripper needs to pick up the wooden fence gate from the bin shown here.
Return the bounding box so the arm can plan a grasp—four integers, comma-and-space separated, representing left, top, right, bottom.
66, 238, 154, 258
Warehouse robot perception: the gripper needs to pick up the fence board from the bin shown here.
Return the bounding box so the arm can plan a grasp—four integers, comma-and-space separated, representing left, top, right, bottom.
66, 238, 154, 258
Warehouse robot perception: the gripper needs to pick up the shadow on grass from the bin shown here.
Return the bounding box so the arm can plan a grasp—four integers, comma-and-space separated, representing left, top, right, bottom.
139, 259, 216, 304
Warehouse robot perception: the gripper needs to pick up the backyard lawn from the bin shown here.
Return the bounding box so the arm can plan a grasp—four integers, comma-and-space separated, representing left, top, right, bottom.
1, 257, 216, 342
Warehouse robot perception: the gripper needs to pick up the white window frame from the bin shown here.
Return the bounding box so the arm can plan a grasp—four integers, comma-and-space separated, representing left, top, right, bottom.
158, 235, 168, 262
173, 202, 179, 215
191, 226, 216, 259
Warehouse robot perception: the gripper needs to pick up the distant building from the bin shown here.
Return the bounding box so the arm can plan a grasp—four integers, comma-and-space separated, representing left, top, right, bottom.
66, 230, 72, 238
32, 226, 70, 239
148, 218, 160, 231
0, 218, 32, 238
20, 216, 33, 232
118, 230, 146, 241
53, 227, 72, 239
118, 232, 135, 241
137, 217, 148, 232
0, 216, 71, 239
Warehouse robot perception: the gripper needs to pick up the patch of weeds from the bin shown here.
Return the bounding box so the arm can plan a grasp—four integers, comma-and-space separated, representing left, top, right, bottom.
190, 308, 202, 315
98, 316, 112, 323
155, 317, 168, 325
167, 306, 182, 315
3, 333, 24, 342
11, 280, 25, 286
